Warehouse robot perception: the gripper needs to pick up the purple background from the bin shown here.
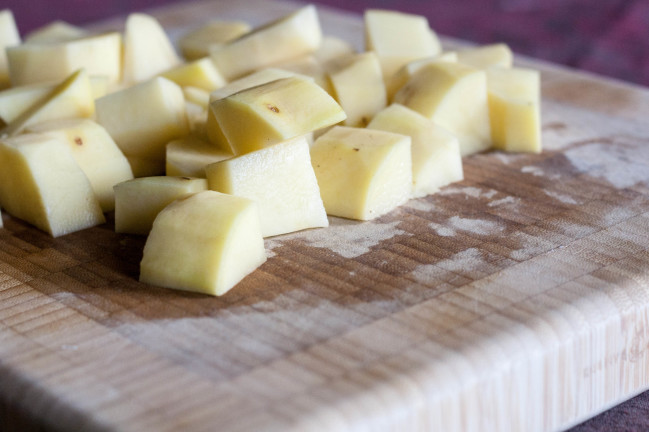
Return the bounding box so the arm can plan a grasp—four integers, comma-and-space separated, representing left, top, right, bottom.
3, 0, 649, 430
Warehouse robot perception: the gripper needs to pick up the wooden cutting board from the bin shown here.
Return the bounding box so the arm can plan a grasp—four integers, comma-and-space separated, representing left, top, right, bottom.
2, 1, 649, 431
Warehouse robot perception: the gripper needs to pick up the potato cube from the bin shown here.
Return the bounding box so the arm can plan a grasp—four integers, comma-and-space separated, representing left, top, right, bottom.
178, 20, 251, 61
114, 176, 207, 235
95, 77, 190, 177
140, 190, 266, 296
122, 13, 181, 84
368, 104, 463, 198
209, 76, 345, 155
487, 67, 541, 153
7, 32, 122, 86
166, 135, 231, 177
311, 126, 412, 220
211, 5, 322, 80
393, 61, 491, 156
26, 119, 134, 212
0, 133, 105, 237
327, 52, 387, 127
0, 10, 20, 89
457, 43, 513, 69
206, 135, 328, 237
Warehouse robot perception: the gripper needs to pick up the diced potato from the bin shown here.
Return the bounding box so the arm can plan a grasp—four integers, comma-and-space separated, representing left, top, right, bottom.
26, 118, 134, 212
0, 10, 20, 89
178, 20, 251, 61
122, 13, 181, 84
368, 104, 463, 198
114, 176, 207, 235
7, 32, 122, 86
206, 135, 328, 237
24, 21, 86, 44
185, 100, 208, 135
327, 52, 386, 127
183, 86, 210, 107
0, 81, 53, 124
95, 77, 190, 177
211, 5, 322, 80
271, 55, 331, 93
1, 69, 94, 137
160, 58, 226, 92
313, 36, 356, 67
310, 126, 412, 220
0, 133, 105, 237
209, 76, 346, 155
487, 67, 541, 153
393, 61, 491, 156
456, 43, 513, 69
364, 9, 442, 82
140, 190, 267, 296
386, 52, 458, 102
166, 135, 231, 177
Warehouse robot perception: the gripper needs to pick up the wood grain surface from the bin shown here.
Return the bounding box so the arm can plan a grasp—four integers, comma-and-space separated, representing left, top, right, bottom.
2, 1, 649, 431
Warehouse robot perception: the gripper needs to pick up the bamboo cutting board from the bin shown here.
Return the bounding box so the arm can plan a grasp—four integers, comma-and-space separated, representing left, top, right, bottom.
2, 1, 649, 431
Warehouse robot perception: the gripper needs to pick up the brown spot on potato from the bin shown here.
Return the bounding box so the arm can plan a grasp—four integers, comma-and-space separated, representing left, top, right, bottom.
267, 104, 280, 113
74, 137, 83, 146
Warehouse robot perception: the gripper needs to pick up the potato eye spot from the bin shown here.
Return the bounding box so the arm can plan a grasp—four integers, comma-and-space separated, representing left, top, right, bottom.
267, 104, 280, 113
74, 137, 83, 146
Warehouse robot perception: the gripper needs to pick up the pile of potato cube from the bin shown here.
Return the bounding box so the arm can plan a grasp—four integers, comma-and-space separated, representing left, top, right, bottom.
0, 6, 541, 296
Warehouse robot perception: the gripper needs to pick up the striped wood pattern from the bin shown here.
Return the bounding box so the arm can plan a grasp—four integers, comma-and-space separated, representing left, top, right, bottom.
1, 1, 649, 431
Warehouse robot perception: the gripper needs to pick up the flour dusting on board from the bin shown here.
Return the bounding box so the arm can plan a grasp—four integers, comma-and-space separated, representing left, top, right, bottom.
488, 196, 520, 207
564, 138, 649, 189
403, 198, 437, 212
448, 216, 505, 236
440, 186, 498, 200
266, 218, 406, 259
544, 190, 580, 205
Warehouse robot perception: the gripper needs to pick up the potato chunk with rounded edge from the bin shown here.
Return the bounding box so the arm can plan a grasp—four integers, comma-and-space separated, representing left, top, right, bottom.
140, 190, 266, 297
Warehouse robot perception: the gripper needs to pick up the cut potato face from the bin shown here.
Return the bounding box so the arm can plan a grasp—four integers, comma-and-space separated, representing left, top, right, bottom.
487, 67, 541, 153
393, 61, 492, 156
209, 76, 346, 155
114, 176, 208, 235
368, 104, 463, 198
205, 135, 328, 237
122, 13, 181, 84
95, 77, 190, 177
160, 58, 226, 92
26, 118, 134, 212
210, 5, 322, 80
0, 68, 94, 137
456, 43, 513, 69
166, 135, 232, 177
140, 190, 267, 296
0, 133, 105, 237
386, 52, 458, 103
7, 32, 122, 86
0, 81, 54, 124
178, 20, 251, 61
24, 21, 86, 44
327, 52, 387, 127
311, 126, 412, 220
0, 9, 20, 89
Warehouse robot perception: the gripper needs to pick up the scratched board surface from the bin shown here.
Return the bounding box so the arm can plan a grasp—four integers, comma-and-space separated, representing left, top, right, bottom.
1, 1, 649, 431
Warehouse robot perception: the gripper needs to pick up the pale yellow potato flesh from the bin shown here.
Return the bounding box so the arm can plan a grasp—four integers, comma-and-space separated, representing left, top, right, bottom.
209, 76, 346, 155
114, 176, 208, 235
0, 81, 54, 124
487, 67, 541, 153
393, 61, 492, 156
328, 52, 387, 127
24, 21, 86, 44
178, 20, 251, 61
140, 190, 267, 297
368, 104, 463, 198
95, 76, 190, 177
210, 5, 322, 80
160, 58, 226, 92
26, 118, 134, 212
205, 135, 328, 237
456, 43, 513, 69
0, 10, 20, 89
386, 51, 458, 103
0, 68, 94, 137
122, 13, 181, 84
311, 126, 412, 221
166, 135, 231, 177
7, 32, 122, 86
0, 133, 105, 237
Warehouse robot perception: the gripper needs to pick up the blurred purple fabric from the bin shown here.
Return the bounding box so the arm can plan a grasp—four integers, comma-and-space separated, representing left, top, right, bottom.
2, 0, 649, 431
